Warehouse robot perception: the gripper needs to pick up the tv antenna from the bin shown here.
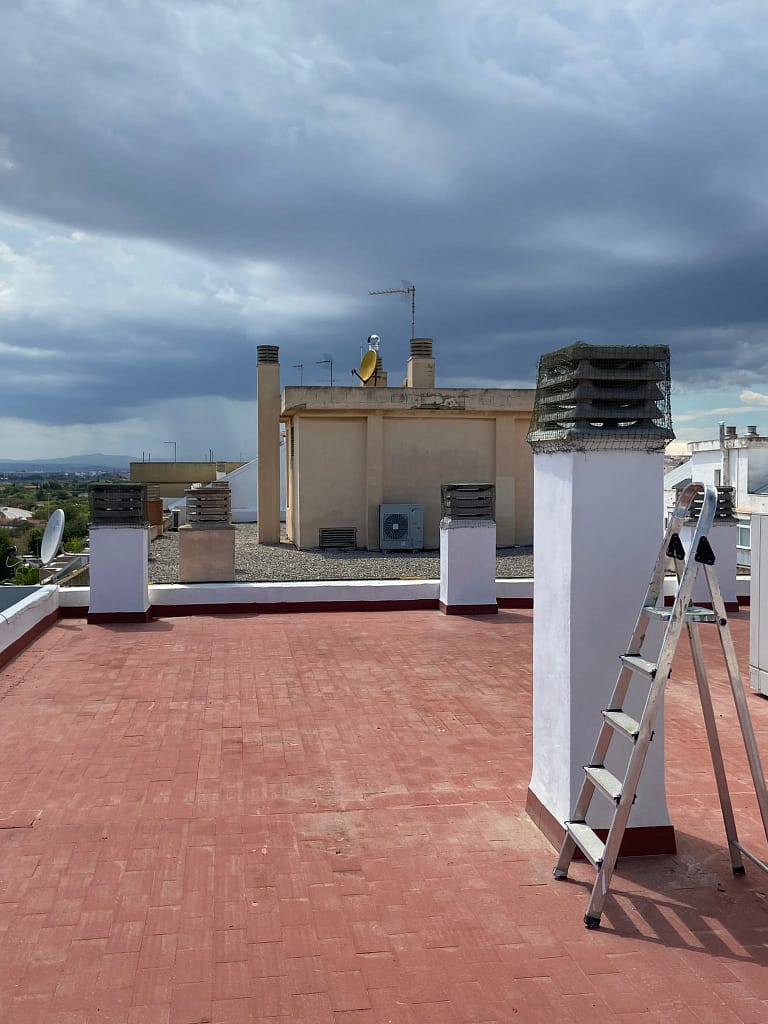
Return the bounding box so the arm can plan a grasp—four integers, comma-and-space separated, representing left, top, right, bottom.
369, 280, 416, 339
316, 356, 334, 386
293, 363, 304, 385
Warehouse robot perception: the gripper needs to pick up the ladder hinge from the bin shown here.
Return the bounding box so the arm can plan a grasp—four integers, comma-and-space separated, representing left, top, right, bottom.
667, 533, 686, 560
695, 536, 716, 565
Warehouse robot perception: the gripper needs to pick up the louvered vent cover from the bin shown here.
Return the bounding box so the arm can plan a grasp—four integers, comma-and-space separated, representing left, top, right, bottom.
89, 483, 147, 525
527, 342, 674, 452
318, 527, 357, 548
441, 482, 495, 520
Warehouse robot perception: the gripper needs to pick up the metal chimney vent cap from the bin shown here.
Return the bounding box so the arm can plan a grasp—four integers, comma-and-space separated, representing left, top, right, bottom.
441, 482, 495, 520
257, 345, 280, 364
89, 483, 147, 525
527, 342, 674, 453
410, 338, 433, 358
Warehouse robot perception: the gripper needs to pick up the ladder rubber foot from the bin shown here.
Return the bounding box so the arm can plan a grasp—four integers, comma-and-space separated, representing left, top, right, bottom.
553, 868, 568, 880
733, 865, 746, 876
584, 914, 601, 930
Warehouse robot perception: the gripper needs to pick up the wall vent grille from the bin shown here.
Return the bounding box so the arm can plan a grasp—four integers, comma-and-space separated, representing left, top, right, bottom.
318, 527, 357, 548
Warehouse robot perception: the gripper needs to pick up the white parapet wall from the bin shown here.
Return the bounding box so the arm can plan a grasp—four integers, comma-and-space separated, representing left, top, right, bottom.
0, 586, 59, 666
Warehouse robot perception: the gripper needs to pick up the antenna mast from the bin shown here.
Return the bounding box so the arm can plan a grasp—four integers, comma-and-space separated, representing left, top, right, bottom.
316, 357, 334, 387
369, 280, 416, 339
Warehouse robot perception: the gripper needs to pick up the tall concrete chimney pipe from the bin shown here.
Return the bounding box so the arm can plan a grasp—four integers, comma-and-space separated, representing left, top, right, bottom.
257, 345, 281, 544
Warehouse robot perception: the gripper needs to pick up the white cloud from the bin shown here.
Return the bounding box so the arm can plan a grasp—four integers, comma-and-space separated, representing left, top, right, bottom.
740, 389, 768, 406
0, 212, 360, 332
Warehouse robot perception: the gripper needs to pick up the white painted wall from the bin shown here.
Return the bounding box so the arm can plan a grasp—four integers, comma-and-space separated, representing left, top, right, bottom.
531, 450, 671, 830
439, 519, 497, 608
689, 449, 722, 484
0, 586, 58, 660
89, 526, 150, 615
750, 515, 768, 695
220, 456, 287, 524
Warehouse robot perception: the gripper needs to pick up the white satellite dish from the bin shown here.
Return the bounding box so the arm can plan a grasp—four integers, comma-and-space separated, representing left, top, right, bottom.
40, 509, 65, 565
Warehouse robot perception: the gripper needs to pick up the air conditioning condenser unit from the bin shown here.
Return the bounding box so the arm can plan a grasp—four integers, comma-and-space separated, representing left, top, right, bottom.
379, 504, 424, 551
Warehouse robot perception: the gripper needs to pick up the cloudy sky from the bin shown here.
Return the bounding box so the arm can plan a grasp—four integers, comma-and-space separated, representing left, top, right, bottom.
2, 0, 768, 460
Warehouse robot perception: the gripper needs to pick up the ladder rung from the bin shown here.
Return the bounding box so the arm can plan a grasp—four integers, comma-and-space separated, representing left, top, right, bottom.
602, 709, 640, 741
620, 654, 657, 678
584, 766, 623, 803
565, 822, 605, 868
644, 604, 717, 623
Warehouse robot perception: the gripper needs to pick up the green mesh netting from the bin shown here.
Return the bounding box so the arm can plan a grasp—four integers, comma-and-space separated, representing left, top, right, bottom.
527, 343, 674, 452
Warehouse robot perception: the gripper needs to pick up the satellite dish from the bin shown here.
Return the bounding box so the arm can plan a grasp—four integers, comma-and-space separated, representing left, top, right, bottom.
40, 509, 65, 565
360, 349, 377, 383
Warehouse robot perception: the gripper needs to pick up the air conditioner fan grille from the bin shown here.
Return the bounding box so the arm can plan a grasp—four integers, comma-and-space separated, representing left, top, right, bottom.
383, 513, 409, 540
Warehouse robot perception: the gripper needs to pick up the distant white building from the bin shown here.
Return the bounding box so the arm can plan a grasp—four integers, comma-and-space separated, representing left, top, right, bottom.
664, 424, 768, 566
0, 506, 32, 521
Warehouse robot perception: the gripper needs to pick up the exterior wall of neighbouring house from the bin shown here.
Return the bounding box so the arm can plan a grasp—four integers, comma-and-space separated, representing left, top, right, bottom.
282, 386, 534, 550
129, 461, 245, 499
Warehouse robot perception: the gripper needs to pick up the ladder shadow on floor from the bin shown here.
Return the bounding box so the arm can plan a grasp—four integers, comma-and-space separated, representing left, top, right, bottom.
558, 828, 768, 963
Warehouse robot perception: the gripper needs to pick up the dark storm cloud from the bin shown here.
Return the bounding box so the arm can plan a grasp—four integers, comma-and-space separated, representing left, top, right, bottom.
2, 0, 768, 434
0, 317, 259, 424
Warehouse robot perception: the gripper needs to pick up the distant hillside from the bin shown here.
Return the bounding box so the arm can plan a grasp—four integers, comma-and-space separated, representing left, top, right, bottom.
0, 453, 134, 472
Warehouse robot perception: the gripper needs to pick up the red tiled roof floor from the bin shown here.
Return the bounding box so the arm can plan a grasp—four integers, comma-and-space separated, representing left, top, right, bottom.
0, 608, 767, 1023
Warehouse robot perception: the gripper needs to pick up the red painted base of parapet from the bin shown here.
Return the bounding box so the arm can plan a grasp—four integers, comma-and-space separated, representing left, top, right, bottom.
87, 609, 153, 624
62, 598, 530, 618
151, 599, 438, 617
0, 609, 59, 670
526, 787, 677, 858
439, 601, 498, 616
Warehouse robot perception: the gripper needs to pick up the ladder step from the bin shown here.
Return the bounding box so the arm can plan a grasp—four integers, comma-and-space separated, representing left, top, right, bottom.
565, 822, 605, 868
644, 604, 716, 623
620, 654, 657, 678
602, 709, 640, 741
584, 766, 623, 803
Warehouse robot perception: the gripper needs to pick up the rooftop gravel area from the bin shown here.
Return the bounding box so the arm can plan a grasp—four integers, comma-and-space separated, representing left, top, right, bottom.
148, 522, 534, 583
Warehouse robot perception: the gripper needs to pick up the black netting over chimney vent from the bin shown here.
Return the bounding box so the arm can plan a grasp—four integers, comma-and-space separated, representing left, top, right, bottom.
527, 343, 674, 452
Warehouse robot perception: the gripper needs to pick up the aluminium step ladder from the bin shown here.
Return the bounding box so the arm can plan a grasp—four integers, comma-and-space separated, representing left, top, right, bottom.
554, 481, 768, 928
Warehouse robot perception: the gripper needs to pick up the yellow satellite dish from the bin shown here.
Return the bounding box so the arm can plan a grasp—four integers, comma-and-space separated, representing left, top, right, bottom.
360, 349, 377, 382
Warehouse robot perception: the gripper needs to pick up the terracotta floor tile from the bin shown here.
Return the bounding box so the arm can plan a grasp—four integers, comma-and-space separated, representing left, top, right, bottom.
0, 610, 764, 1024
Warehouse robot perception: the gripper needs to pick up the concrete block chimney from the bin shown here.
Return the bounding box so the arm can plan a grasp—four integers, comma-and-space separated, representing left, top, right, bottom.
407, 338, 435, 389
257, 345, 281, 544
527, 343, 675, 856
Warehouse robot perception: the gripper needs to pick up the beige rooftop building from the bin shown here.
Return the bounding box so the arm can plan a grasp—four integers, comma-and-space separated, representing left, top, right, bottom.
258, 339, 535, 550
